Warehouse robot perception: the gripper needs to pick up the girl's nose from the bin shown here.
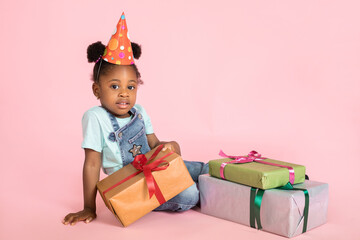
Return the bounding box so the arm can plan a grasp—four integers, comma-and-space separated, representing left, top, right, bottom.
119, 89, 129, 97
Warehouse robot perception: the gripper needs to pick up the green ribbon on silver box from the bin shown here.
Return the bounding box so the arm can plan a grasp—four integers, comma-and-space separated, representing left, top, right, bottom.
250, 182, 309, 233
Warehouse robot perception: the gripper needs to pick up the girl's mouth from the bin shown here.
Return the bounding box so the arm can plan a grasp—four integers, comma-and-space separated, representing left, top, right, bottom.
116, 102, 130, 109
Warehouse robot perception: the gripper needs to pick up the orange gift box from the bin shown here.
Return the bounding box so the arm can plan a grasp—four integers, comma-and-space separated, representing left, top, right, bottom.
96, 145, 194, 227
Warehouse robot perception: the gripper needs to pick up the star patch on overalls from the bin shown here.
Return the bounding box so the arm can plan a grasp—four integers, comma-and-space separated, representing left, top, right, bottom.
129, 144, 142, 157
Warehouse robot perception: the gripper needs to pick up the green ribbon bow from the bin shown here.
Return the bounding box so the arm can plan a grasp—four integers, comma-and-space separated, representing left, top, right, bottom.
250, 182, 309, 233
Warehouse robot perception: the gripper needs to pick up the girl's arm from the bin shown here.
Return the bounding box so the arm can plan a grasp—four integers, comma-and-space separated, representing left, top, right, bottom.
63, 148, 101, 225
147, 133, 181, 156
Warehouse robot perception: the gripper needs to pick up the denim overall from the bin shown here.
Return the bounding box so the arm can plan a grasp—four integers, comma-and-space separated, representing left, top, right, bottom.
106, 107, 209, 211
107, 107, 151, 169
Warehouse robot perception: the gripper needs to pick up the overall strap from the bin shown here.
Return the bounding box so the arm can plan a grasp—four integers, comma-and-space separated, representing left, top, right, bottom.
107, 108, 137, 142
107, 111, 120, 132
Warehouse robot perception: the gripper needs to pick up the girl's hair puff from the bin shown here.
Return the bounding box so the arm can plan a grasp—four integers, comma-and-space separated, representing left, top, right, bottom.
87, 41, 143, 84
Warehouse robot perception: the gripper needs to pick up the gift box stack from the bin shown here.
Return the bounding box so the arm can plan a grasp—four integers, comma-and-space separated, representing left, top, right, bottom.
97, 145, 194, 227
199, 150, 328, 238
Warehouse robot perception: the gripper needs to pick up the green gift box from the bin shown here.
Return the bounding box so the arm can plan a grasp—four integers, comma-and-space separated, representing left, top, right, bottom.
209, 151, 306, 189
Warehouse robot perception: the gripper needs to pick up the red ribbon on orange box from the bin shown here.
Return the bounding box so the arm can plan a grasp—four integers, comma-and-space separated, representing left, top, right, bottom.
102, 145, 173, 204
219, 150, 295, 184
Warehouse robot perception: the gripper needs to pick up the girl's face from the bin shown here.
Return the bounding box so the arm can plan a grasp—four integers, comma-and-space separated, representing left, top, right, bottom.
93, 65, 138, 118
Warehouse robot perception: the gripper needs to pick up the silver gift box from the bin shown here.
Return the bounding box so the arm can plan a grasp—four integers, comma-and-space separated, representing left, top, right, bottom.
199, 175, 328, 238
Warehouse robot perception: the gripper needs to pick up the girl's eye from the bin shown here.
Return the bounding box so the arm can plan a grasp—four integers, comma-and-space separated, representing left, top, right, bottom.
111, 85, 119, 90
128, 86, 136, 90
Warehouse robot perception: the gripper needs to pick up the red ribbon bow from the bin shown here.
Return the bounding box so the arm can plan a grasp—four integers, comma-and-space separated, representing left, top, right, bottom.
131, 145, 171, 204
102, 145, 173, 205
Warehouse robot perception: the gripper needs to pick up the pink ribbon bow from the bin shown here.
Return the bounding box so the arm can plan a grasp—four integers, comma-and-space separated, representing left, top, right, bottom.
219, 150, 295, 184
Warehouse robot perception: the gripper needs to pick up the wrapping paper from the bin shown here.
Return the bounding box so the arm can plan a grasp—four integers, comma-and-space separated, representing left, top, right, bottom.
97, 147, 194, 227
209, 157, 306, 189
199, 175, 328, 238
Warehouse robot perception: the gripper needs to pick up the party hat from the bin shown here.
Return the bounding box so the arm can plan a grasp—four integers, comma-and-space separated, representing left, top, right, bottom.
102, 12, 134, 65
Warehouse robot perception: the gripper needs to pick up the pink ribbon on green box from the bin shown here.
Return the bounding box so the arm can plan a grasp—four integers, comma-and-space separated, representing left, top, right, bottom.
219, 150, 295, 185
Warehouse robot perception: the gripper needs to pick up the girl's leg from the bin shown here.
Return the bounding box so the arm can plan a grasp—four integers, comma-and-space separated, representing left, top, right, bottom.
183, 160, 209, 183
154, 160, 209, 212
153, 183, 199, 212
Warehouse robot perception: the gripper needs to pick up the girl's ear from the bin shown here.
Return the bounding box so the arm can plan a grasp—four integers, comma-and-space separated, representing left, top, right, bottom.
92, 83, 100, 99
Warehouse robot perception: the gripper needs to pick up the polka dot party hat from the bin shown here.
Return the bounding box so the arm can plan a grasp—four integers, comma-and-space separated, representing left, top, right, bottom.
102, 12, 134, 65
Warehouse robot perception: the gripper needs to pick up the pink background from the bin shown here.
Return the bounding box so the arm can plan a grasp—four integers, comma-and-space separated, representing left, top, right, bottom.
1, 0, 359, 239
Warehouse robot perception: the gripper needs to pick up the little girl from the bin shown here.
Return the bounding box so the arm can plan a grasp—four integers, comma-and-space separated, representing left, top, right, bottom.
63, 13, 208, 226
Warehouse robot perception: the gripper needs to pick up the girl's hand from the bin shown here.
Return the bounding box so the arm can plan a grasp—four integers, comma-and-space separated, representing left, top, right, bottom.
62, 208, 96, 226
162, 141, 181, 156
146, 134, 182, 155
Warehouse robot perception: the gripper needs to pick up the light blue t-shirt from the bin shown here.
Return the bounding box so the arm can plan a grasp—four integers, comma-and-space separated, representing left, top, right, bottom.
81, 104, 154, 172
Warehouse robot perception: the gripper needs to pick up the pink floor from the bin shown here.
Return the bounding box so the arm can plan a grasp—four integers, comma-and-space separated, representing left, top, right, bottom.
0, 156, 358, 240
